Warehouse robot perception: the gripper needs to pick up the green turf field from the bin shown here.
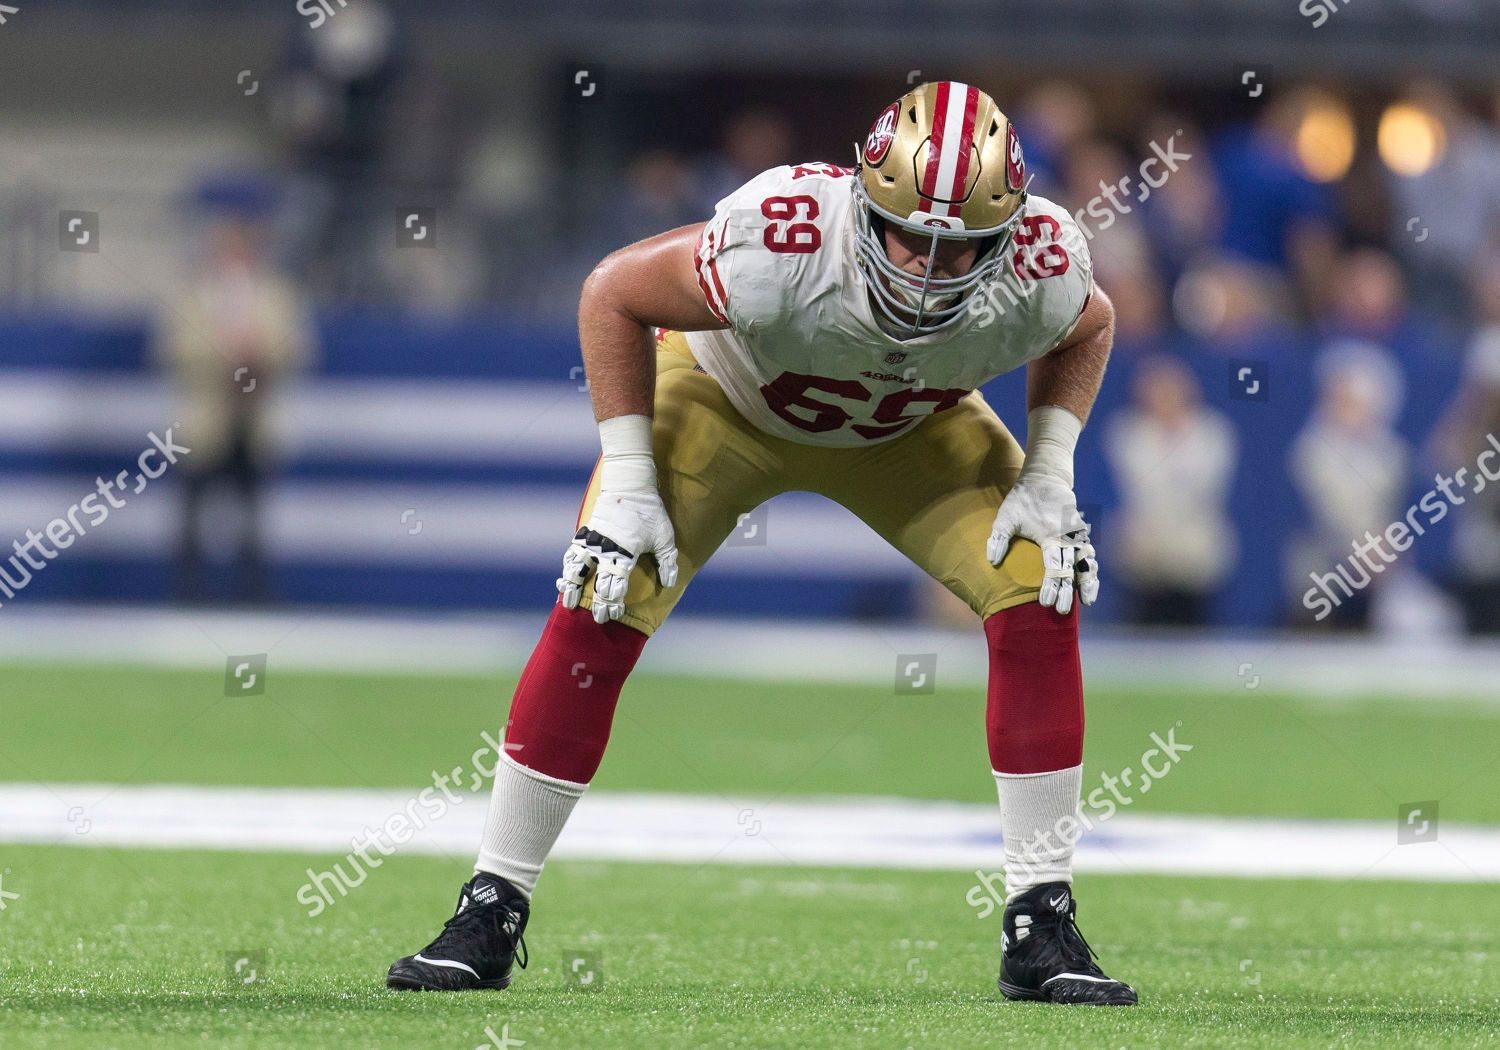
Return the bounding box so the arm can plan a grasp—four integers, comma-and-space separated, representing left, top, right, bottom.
2, 848, 1498, 1049
2, 662, 1498, 1048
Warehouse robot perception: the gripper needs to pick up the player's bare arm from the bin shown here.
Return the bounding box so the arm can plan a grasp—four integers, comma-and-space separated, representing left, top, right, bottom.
1028, 285, 1115, 425
987, 288, 1115, 615
559, 225, 729, 624
577, 223, 728, 422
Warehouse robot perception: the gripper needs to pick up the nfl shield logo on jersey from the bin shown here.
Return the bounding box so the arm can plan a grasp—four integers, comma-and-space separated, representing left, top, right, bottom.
885, 351, 908, 364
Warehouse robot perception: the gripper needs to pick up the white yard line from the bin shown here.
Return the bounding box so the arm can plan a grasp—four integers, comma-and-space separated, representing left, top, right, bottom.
2, 783, 1495, 883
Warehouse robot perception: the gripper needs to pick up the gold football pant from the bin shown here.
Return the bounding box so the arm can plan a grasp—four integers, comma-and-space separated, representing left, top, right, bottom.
573, 332, 1045, 635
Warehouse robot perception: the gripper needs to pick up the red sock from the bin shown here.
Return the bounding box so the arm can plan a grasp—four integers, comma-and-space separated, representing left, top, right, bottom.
983, 602, 1084, 774
502, 603, 648, 783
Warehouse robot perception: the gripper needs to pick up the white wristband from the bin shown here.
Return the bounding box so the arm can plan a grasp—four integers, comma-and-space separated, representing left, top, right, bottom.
1019, 405, 1082, 487
597, 414, 657, 492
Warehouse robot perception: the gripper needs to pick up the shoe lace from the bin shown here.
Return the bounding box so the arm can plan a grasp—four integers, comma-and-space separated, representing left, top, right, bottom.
1034, 903, 1100, 973
437, 899, 529, 970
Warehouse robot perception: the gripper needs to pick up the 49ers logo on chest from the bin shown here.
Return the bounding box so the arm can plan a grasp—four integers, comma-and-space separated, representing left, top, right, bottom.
863, 102, 900, 166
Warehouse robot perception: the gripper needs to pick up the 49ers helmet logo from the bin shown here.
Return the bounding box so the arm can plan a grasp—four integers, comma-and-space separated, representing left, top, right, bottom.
863, 102, 900, 167
1005, 121, 1026, 191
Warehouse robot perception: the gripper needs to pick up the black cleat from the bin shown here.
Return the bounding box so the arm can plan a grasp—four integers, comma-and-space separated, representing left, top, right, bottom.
387, 873, 529, 991
998, 882, 1137, 1005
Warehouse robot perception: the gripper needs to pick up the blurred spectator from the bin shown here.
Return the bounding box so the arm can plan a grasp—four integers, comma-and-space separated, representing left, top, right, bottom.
272, 1, 405, 299
1103, 264, 1171, 344
601, 149, 703, 250
547, 149, 704, 321
1137, 116, 1224, 283
155, 203, 316, 604
1210, 90, 1340, 313
1172, 252, 1292, 353
1430, 255, 1500, 633
377, 47, 478, 312
1059, 137, 1170, 343
1105, 355, 1238, 625
694, 109, 795, 214
1386, 82, 1500, 323
1014, 81, 1098, 194
1287, 340, 1409, 629
1062, 137, 1167, 342
1315, 248, 1409, 345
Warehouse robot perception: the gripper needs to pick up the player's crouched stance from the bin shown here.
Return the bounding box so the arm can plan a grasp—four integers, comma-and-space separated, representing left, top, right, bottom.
389, 81, 1135, 1005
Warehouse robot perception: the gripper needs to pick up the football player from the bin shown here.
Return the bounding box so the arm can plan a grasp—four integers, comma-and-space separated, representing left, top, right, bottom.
388, 81, 1135, 1006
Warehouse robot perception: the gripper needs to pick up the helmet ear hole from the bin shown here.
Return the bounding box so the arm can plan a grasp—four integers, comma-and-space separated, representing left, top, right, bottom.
907, 106, 917, 122
988, 120, 1000, 137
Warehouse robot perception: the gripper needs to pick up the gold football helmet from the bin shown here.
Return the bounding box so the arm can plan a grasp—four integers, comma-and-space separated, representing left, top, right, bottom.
853, 81, 1030, 333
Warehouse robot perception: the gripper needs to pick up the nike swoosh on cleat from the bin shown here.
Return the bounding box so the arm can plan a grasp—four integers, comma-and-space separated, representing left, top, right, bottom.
413, 953, 480, 978
1041, 972, 1121, 986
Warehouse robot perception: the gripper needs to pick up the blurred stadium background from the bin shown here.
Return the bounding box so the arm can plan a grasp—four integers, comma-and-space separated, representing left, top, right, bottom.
3, 4, 1500, 1047
1, 0, 1498, 633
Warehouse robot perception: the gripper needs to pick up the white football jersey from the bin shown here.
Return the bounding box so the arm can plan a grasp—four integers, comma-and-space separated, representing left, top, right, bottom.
686, 163, 1094, 447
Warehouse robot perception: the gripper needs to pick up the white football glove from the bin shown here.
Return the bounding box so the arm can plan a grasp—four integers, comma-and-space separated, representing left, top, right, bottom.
557, 414, 679, 624
986, 405, 1099, 616
986, 473, 1098, 615
558, 490, 679, 624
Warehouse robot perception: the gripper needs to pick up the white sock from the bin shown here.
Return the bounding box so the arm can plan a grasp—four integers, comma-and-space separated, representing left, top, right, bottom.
474, 751, 588, 899
993, 764, 1083, 902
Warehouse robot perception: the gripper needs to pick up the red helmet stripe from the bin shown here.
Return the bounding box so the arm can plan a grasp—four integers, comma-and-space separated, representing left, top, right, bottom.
919, 81, 951, 202
920, 82, 978, 217
944, 85, 980, 216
